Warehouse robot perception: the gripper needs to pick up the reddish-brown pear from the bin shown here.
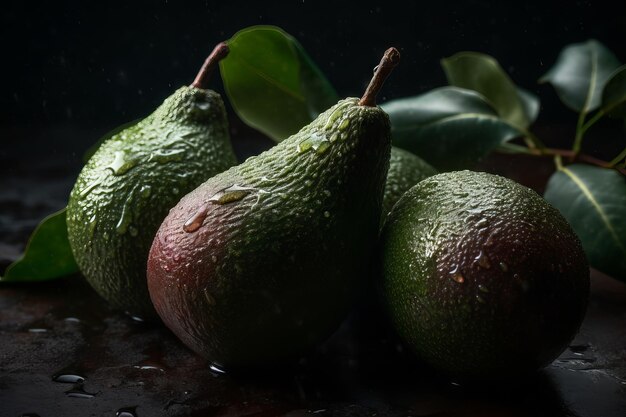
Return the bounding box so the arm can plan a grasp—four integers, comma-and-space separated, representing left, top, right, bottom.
147, 48, 400, 369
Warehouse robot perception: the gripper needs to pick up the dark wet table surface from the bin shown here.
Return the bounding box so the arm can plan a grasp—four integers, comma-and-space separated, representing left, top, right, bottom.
2, 126, 626, 416
1, 270, 625, 417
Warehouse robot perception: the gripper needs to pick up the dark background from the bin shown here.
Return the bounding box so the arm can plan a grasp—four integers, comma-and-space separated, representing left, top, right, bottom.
3, 0, 626, 130
1, 4, 626, 416
1, 0, 626, 263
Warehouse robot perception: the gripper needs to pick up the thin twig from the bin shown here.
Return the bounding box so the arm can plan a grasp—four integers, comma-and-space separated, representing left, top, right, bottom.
191, 42, 229, 89
572, 114, 585, 157
609, 146, 626, 167
581, 109, 606, 135
359, 47, 401, 107
527, 147, 626, 175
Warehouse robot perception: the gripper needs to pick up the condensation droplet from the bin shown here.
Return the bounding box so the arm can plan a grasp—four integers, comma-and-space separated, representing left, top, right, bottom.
183, 202, 210, 233
148, 148, 185, 164
140, 185, 152, 198
107, 151, 137, 175
204, 290, 216, 306
449, 265, 465, 283
474, 250, 491, 269
78, 181, 100, 198
116, 198, 133, 235
209, 184, 256, 205
195, 101, 210, 111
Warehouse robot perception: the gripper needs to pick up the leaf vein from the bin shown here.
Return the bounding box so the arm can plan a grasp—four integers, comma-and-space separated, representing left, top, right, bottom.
560, 166, 626, 256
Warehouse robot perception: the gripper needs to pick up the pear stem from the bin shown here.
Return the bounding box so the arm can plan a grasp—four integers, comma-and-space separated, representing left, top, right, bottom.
191, 42, 229, 89
358, 47, 401, 107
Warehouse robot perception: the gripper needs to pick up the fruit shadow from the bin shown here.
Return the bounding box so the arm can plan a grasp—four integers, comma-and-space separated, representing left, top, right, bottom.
221, 300, 574, 417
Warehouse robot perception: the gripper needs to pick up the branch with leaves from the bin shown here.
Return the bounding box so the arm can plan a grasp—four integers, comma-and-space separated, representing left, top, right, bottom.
2, 27, 625, 286
221, 30, 626, 283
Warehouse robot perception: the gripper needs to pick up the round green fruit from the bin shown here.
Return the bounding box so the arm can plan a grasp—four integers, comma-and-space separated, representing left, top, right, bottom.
379, 170, 589, 378
382, 147, 436, 221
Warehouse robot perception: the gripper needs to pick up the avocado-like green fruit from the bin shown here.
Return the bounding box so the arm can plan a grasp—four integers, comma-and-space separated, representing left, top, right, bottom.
380, 171, 589, 378
67, 85, 237, 319
147, 95, 391, 367
383, 147, 436, 220
147, 47, 400, 368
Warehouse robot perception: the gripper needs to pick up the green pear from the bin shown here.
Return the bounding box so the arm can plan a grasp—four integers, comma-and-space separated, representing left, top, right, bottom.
383, 147, 437, 222
67, 43, 237, 319
147, 48, 400, 368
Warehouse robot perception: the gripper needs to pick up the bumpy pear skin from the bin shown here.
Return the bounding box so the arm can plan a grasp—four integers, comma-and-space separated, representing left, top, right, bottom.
383, 147, 436, 220
147, 48, 400, 368
67, 45, 237, 319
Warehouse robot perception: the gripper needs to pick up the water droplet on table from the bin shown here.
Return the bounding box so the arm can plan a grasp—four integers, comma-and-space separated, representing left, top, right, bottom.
209, 362, 226, 377
116, 406, 138, 417
52, 373, 85, 384
133, 365, 165, 372
125, 312, 145, 323
64, 383, 96, 398
28, 328, 47, 333
64, 317, 81, 323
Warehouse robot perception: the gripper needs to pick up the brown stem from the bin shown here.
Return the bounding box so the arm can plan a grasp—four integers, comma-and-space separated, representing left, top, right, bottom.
528, 147, 626, 175
191, 42, 229, 89
358, 47, 401, 107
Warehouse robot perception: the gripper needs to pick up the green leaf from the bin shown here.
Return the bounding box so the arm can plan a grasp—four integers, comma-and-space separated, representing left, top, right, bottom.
441, 52, 533, 128
83, 119, 141, 162
381, 87, 523, 171
544, 164, 626, 282
540, 39, 621, 113
517, 87, 540, 125
220, 25, 338, 142
601, 65, 626, 119
1, 208, 78, 282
